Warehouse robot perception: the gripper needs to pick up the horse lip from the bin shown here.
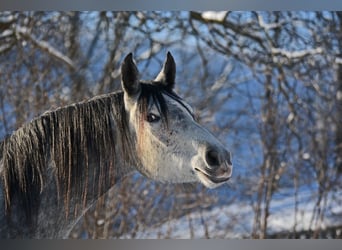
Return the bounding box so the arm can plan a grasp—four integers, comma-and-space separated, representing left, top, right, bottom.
194, 167, 230, 184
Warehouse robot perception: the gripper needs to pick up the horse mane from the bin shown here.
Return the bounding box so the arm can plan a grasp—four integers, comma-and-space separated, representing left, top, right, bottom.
0, 91, 135, 223
0, 82, 184, 225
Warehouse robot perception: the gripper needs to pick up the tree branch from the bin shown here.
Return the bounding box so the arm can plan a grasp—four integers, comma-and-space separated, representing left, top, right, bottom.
15, 26, 75, 69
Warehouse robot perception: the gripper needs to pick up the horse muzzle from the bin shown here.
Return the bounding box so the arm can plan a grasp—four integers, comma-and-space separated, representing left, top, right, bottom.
192, 146, 233, 188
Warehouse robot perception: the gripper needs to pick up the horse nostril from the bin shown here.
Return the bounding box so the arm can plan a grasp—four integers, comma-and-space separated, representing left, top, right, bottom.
205, 149, 220, 167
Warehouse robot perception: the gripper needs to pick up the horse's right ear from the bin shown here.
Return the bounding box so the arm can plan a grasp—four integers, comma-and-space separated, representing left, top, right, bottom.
155, 52, 176, 90
121, 53, 141, 97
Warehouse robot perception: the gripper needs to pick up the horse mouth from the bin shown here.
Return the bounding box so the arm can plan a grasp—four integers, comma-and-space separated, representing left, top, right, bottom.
194, 167, 230, 184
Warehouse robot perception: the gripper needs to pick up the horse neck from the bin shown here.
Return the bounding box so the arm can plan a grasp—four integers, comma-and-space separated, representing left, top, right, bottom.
0, 91, 138, 238
1, 163, 130, 238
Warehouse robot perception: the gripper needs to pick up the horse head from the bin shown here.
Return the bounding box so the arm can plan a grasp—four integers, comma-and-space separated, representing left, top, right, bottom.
121, 52, 233, 188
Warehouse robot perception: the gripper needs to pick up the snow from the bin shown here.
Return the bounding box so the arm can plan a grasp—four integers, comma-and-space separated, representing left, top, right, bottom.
257, 14, 284, 30
271, 47, 323, 59
201, 11, 228, 22
302, 153, 310, 160
336, 57, 342, 64
0, 29, 13, 38
0, 44, 11, 53
119, 188, 341, 239
0, 12, 15, 23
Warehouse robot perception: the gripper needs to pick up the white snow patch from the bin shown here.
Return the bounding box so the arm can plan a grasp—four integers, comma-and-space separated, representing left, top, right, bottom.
201, 11, 228, 22
271, 47, 323, 59
337, 91, 342, 101
0, 29, 13, 38
302, 153, 310, 160
336, 57, 342, 64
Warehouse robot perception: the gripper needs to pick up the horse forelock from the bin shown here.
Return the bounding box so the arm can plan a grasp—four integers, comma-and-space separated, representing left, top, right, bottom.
0, 91, 135, 224
136, 82, 191, 126
134, 83, 171, 150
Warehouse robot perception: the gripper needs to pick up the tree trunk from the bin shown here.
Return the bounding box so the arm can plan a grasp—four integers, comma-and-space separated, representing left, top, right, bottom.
335, 12, 342, 174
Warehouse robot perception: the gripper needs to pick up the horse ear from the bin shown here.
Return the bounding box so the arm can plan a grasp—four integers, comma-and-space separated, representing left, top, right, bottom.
121, 53, 141, 97
155, 52, 176, 90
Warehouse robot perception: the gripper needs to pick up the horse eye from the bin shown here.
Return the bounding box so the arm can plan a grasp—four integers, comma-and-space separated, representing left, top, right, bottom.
146, 113, 161, 123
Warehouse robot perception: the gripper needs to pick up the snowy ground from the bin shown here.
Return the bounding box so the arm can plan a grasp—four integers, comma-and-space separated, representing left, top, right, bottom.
119, 188, 342, 239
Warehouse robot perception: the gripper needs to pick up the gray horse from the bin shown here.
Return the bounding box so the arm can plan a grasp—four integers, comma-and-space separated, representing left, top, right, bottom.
0, 52, 232, 238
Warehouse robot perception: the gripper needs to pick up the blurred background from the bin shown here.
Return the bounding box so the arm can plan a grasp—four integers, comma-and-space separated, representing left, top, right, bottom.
0, 11, 341, 239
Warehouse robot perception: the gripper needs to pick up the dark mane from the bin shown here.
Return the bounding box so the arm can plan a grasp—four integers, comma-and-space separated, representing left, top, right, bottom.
0, 91, 134, 223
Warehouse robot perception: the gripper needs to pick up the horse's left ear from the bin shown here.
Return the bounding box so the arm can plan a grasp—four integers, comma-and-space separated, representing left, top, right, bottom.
155, 52, 176, 90
121, 53, 141, 98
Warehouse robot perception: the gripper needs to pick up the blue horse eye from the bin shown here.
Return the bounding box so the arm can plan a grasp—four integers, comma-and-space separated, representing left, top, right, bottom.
146, 113, 160, 123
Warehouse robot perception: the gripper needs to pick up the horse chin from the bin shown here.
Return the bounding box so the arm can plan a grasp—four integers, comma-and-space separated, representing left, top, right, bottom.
194, 170, 229, 189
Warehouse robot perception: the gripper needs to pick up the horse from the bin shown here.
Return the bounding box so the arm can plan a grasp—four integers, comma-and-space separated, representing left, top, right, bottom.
0, 52, 233, 238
